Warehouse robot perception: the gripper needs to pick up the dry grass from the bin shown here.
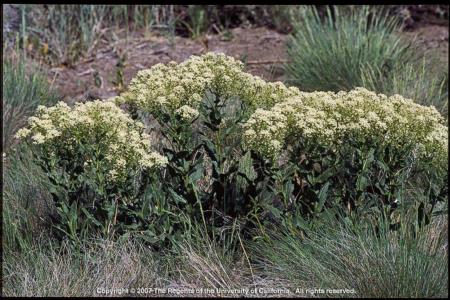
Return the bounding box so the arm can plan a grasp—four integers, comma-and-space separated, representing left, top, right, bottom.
250, 212, 448, 298
2, 239, 165, 297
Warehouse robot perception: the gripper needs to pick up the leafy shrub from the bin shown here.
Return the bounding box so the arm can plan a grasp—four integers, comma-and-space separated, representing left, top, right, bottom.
115, 52, 305, 241
14, 52, 447, 245
243, 88, 448, 227
15, 100, 167, 241
286, 5, 448, 116
115, 52, 448, 238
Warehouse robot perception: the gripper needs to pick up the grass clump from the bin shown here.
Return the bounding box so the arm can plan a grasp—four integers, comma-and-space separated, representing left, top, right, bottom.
2, 54, 57, 152
2, 53, 58, 253
251, 212, 448, 298
286, 5, 448, 115
16, 5, 178, 66
286, 6, 414, 92
2, 144, 56, 254
2, 238, 165, 297
361, 56, 448, 116
167, 221, 253, 291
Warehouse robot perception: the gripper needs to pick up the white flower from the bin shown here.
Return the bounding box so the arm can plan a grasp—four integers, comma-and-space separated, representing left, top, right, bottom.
31, 133, 46, 144
175, 105, 199, 121
15, 128, 31, 139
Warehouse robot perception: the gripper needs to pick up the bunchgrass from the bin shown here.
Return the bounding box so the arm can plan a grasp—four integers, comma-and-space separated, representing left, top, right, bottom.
1, 218, 251, 297
286, 6, 415, 92
168, 220, 253, 291
2, 53, 57, 152
2, 143, 57, 254
250, 211, 448, 298
285, 5, 448, 116
21, 5, 109, 65
2, 238, 166, 297
2, 52, 59, 255
16, 5, 178, 66
361, 56, 448, 116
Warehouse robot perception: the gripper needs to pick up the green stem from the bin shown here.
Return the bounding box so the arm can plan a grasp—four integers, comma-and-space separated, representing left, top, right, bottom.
191, 182, 208, 234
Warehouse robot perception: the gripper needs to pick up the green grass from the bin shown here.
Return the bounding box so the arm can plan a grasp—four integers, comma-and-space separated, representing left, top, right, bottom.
1, 220, 253, 297
2, 52, 59, 258
16, 5, 178, 66
168, 220, 253, 290
361, 56, 448, 116
22, 5, 112, 65
2, 144, 56, 254
2, 53, 59, 254
250, 212, 448, 298
2, 54, 57, 152
4, 192, 446, 297
285, 5, 448, 116
286, 6, 414, 91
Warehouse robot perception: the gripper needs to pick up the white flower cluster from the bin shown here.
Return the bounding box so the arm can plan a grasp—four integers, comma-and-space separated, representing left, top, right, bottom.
243, 88, 448, 169
16, 100, 167, 184
16, 52, 447, 186
117, 52, 305, 118
175, 105, 200, 121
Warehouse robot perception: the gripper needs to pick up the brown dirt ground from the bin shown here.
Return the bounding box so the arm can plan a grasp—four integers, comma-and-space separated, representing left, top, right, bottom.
402, 25, 449, 64
46, 25, 448, 103
48, 27, 288, 104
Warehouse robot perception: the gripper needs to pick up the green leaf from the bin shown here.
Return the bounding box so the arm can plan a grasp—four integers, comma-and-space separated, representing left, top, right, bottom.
376, 159, 389, 172
118, 232, 130, 243
189, 165, 204, 182
139, 234, 158, 244
356, 175, 368, 191
316, 181, 330, 212
202, 140, 218, 162
314, 166, 336, 184
81, 207, 102, 227
265, 203, 282, 219
169, 189, 187, 204
293, 215, 311, 232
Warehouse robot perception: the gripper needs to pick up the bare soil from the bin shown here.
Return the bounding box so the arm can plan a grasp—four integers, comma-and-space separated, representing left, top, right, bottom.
46, 25, 448, 103
402, 25, 449, 65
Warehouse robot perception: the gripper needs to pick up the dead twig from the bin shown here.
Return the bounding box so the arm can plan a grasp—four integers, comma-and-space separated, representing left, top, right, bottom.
76, 67, 95, 76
